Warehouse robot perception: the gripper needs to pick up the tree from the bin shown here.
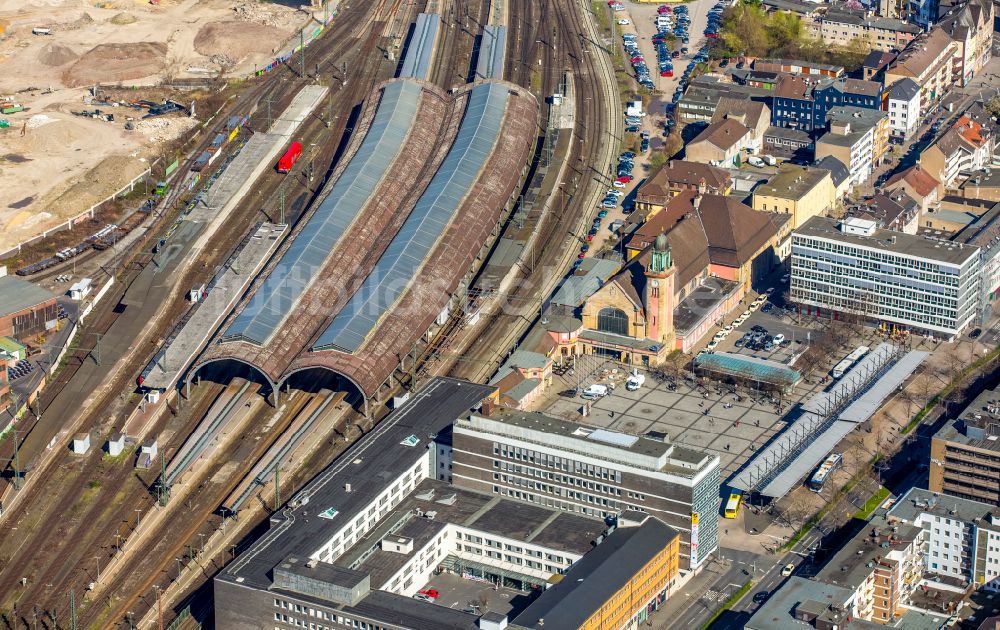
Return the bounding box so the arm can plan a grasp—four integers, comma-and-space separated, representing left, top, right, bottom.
986, 95, 1000, 118
767, 11, 804, 53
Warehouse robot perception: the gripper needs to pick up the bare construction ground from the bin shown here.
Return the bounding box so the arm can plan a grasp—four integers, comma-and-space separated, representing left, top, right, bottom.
0, 0, 307, 252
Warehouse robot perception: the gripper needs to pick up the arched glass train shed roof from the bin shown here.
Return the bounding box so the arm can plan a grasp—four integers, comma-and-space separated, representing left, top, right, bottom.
312, 82, 510, 354
221, 80, 423, 346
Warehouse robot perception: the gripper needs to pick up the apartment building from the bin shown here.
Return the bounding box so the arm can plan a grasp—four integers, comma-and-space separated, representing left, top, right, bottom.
846, 192, 920, 234
816, 107, 889, 186
790, 216, 982, 338
752, 164, 837, 228
937, 0, 994, 86
710, 97, 771, 154
686, 118, 752, 167
675, 78, 770, 124
816, 108, 888, 188
929, 385, 1000, 507
888, 488, 1000, 590
909, 0, 940, 27
451, 408, 721, 572
814, 516, 924, 624
814, 128, 872, 189
772, 74, 884, 132
921, 115, 995, 189
885, 78, 922, 141
884, 28, 958, 113
884, 164, 942, 214
762, 125, 814, 162
818, 8, 921, 52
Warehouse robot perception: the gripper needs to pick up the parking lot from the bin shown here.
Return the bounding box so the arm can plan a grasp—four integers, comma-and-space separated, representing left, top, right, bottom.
712, 306, 826, 365
419, 572, 536, 619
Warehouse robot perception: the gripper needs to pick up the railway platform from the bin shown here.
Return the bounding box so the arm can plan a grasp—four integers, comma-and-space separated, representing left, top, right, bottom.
140, 223, 287, 393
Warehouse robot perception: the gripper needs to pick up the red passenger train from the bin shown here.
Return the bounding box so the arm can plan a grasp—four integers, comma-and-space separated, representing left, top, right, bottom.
277, 141, 303, 173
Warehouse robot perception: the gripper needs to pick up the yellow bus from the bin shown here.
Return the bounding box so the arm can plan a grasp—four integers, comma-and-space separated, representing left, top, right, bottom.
724, 492, 743, 519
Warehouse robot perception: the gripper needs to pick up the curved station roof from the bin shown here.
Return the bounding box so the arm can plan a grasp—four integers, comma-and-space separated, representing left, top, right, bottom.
195, 78, 538, 398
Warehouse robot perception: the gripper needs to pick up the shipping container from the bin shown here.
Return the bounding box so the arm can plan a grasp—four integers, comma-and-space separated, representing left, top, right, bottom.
277, 141, 303, 173
191, 151, 211, 172
2, 105, 24, 114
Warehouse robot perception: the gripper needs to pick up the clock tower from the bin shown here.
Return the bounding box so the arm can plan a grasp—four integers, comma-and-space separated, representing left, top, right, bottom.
645, 232, 676, 347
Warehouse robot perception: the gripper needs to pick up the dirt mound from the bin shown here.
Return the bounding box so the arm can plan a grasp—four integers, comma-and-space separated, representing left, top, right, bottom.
63, 42, 167, 87
233, 1, 299, 28
62, 12, 95, 31
37, 42, 77, 67
109, 12, 137, 26
194, 21, 289, 61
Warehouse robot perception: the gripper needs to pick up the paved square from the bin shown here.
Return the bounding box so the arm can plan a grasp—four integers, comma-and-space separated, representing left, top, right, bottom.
541, 354, 832, 478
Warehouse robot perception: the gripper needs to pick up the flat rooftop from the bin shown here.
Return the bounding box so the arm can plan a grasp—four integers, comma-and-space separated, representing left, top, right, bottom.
931, 384, 1000, 453
746, 577, 874, 630
0, 276, 56, 316
339, 479, 605, 588
814, 516, 922, 590
888, 488, 999, 527
458, 408, 715, 476
794, 215, 981, 266
754, 165, 830, 201
674, 277, 741, 333
220, 377, 493, 590
746, 575, 949, 630
513, 517, 680, 630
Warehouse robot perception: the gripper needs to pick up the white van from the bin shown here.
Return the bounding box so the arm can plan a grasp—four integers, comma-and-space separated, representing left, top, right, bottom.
582, 384, 609, 399
626, 370, 645, 391
747, 156, 765, 168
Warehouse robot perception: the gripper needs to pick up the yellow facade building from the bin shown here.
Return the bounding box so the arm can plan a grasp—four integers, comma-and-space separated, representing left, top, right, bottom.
752, 164, 836, 229
515, 514, 681, 630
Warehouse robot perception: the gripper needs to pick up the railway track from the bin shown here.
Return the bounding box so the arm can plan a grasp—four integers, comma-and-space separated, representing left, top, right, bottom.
0, 1, 422, 626
431, 0, 618, 384
427, 0, 491, 87
0, 1, 614, 627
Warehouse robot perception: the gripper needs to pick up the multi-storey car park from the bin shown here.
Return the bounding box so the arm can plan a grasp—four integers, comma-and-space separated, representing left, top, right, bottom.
189, 77, 538, 413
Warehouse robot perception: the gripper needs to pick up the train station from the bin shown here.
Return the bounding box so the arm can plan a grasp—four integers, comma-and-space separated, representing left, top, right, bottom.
188, 77, 539, 415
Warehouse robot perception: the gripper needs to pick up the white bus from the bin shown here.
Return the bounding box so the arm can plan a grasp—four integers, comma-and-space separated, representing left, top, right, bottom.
809, 453, 843, 492
831, 346, 870, 378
